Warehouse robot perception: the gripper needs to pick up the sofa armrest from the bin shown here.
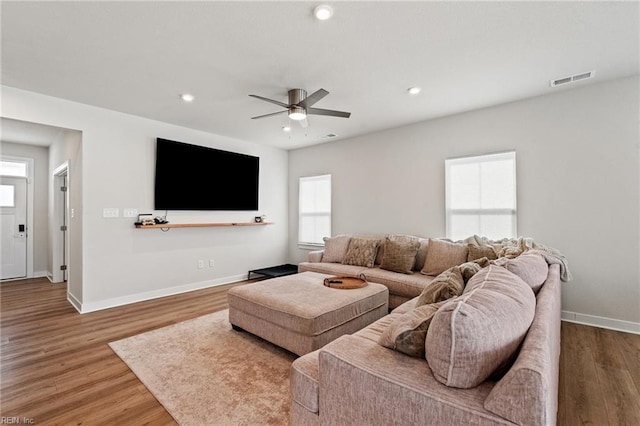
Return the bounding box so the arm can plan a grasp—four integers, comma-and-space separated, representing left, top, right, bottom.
317, 335, 506, 425
307, 250, 324, 263
484, 264, 561, 426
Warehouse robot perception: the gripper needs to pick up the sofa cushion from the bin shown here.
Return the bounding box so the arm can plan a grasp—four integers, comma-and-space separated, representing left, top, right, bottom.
322, 235, 352, 263
342, 237, 381, 268
494, 253, 549, 294
378, 301, 446, 358
380, 237, 420, 274
391, 296, 419, 315
354, 313, 400, 343
426, 265, 536, 389
298, 262, 369, 278
421, 239, 469, 276
415, 266, 465, 306
362, 268, 434, 299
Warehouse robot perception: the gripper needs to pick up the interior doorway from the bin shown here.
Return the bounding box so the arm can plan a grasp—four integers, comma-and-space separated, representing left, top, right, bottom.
0, 156, 34, 280
51, 163, 69, 283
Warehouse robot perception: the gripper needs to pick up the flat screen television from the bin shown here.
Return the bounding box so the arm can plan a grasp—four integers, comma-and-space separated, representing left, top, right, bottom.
154, 138, 259, 211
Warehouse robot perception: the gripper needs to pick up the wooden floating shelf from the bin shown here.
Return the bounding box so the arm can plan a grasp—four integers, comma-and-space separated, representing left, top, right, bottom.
135, 222, 273, 229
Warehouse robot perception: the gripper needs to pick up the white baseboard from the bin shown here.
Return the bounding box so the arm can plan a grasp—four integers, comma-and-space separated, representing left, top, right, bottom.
562, 310, 640, 335
67, 292, 82, 313
75, 274, 247, 314
32, 270, 48, 278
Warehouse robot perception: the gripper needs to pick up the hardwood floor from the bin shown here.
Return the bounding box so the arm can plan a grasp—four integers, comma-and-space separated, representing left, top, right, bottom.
1, 278, 639, 425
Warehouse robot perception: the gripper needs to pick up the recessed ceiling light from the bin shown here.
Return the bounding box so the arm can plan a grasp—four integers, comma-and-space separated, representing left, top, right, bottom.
407, 87, 421, 95
282, 126, 291, 132
314, 5, 333, 21
180, 93, 194, 102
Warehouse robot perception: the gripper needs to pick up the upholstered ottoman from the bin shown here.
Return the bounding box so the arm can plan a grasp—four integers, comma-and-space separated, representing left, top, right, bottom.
227, 271, 389, 356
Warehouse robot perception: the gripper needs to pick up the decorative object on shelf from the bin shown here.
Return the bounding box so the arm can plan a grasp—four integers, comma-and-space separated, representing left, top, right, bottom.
154, 216, 169, 225
134, 213, 155, 226
254, 216, 263, 223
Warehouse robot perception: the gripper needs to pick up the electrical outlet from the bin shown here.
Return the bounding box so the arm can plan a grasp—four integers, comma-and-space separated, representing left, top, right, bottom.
198, 260, 205, 269
123, 208, 138, 218
103, 208, 119, 218
209, 259, 215, 268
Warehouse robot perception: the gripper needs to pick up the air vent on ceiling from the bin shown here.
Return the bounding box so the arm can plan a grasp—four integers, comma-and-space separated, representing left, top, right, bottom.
319, 133, 337, 139
550, 70, 595, 87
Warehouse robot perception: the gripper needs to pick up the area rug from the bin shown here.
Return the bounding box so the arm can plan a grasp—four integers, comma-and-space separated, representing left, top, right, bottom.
108, 309, 296, 425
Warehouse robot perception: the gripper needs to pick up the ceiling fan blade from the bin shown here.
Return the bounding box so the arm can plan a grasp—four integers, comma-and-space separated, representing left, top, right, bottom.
299, 88, 329, 108
249, 94, 290, 108
307, 107, 351, 118
251, 110, 288, 119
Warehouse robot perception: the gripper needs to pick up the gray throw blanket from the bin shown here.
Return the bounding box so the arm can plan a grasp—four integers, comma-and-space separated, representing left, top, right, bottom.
461, 235, 573, 282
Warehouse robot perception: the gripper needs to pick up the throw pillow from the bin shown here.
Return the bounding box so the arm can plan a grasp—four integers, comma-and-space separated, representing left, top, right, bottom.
467, 244, 498, 262
321, 235, 352, 263
342, 237, 381, 268
494, 253, 549, 294
458, 260, 483, 282
378, 301, 446, 358
414, 266, 465, 306
426, 265, 536, 389
420, 239, 469, 276
380, 237, 420, 274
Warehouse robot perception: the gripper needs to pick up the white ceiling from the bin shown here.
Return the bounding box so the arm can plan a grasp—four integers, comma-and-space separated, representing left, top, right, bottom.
1, 1, 638, 150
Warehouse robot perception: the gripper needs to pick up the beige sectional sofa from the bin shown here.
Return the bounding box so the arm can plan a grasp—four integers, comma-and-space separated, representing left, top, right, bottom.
291, 234, 565, 425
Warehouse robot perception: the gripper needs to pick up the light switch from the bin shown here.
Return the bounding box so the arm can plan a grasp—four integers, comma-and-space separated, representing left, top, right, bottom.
103, 208, 119, 218
123, 208, 138, 218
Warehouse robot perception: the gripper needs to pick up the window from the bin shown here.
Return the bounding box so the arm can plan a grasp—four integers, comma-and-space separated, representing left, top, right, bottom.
445, 151, 516, 241
299, 174, 331, 246
0, 160, 28, 177
0, 185, 15, 207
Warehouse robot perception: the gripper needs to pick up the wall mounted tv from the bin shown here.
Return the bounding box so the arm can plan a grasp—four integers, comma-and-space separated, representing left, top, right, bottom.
154, 138, 259, 211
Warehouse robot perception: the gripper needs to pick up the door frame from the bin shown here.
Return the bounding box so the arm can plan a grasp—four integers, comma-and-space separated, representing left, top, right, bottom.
0, 155, 34, 279
51, 161, 69, 284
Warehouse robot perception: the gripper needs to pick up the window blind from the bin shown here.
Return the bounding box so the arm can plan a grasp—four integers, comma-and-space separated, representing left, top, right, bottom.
445, 151, 516, 241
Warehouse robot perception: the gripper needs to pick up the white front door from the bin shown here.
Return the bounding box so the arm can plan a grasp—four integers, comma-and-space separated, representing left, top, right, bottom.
1, 177, 28, 279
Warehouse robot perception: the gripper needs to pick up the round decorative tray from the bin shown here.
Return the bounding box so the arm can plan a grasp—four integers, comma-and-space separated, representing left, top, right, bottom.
323, 275, 368, 289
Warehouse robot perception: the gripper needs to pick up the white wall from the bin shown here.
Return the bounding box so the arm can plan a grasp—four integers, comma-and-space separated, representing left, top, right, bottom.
289, 76, 640, 332
0, 142, 49, 276
2, 86, 289, 312
48, 129, 83, 302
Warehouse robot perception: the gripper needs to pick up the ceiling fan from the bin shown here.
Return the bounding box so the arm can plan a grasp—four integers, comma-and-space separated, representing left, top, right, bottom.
249, 88, 351, 128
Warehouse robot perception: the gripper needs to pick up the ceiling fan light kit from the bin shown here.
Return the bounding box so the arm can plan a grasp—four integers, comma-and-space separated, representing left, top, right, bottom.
289, 107, 307, 121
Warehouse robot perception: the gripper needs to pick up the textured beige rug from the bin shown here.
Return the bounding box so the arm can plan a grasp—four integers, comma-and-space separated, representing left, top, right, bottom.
109, 309, 296, 425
